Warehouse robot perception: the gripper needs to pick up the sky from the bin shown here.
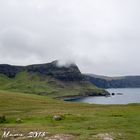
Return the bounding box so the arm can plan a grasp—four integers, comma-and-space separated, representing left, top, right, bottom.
0, 0, 140, 76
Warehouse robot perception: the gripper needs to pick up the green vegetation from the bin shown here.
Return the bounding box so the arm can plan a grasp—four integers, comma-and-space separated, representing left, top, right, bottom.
0, 63, 139, 139
0, 72, 106, 98
0, 90, 140, 140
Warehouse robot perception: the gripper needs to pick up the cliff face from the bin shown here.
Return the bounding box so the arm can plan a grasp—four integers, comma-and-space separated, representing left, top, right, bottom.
26, 61, 85, 81
0, 61, 108, 98
0, 64, 23, 78
86, 74, 140, 88
0, 61, 85, 81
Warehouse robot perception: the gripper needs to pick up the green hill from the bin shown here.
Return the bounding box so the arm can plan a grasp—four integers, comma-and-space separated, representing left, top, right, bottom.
0, 61, 108, 99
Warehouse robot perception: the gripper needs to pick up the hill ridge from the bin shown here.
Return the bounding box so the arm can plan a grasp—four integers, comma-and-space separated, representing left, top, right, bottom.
0, 61, 108, 98
86, 74, 140, 88
0, 60, 84, 81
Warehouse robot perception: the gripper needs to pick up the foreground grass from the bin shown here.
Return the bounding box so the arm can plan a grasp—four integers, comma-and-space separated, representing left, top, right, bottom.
0, 90, 140, 140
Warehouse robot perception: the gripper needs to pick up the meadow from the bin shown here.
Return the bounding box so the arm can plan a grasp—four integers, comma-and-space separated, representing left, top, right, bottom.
0, 90, 140, 140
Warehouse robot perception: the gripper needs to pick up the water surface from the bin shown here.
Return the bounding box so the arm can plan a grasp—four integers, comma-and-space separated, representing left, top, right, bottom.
72, 88, 140, 104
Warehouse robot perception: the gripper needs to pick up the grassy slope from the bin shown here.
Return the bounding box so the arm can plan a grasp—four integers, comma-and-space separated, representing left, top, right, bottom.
0, 90, 140, 140
0, 72, 105, 98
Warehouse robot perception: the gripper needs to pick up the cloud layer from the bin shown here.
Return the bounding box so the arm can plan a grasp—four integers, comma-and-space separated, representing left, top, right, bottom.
0, 0, 140, 76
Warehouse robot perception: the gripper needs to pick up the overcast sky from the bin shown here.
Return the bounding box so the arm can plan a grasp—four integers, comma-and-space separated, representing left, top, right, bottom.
0, 0, 140, 76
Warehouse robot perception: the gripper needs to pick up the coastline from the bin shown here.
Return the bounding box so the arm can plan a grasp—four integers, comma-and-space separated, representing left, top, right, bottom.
55, 92, 110, 101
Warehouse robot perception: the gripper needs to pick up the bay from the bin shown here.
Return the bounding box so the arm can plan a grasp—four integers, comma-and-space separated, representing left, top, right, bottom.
72, 88, 140, 104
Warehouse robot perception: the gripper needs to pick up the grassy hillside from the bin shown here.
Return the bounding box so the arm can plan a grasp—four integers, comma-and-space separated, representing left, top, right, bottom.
0, 90, 140, 140
0, 72, 106, 98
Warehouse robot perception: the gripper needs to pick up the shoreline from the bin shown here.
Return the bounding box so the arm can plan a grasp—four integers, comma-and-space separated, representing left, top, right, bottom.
55, 92, 110, 101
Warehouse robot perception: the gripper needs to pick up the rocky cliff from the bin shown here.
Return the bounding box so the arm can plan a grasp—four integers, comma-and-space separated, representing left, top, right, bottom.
0, 61, 108, 98
0, 60, 85, 81
86, 74, 140, 88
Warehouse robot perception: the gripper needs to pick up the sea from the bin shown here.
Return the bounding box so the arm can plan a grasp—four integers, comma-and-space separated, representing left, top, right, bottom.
72, 88, 140, 105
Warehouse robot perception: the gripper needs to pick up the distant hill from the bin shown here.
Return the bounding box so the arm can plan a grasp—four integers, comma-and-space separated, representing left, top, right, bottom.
0, 61, 108, 99
86, 74, 140, 88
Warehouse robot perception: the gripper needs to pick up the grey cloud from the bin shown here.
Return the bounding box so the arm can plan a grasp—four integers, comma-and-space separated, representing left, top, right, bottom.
0, 0, 140, 76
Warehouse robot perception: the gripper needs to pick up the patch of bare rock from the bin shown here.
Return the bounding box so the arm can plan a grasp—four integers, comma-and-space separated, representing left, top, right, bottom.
44, 134, 74, 140
95, 133, 114, 140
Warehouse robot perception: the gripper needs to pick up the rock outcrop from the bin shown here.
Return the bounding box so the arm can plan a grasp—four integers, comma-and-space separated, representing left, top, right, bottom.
26, 61, 85, 81
0, 61, 108, 98
0, 61, 85, 81
0, 64, 23, 78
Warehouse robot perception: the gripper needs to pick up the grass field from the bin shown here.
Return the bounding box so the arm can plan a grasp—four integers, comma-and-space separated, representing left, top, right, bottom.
0, 90, 140, 140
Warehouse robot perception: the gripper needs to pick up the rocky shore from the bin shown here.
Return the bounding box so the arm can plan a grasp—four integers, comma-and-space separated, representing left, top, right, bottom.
56, 91, 110, 101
